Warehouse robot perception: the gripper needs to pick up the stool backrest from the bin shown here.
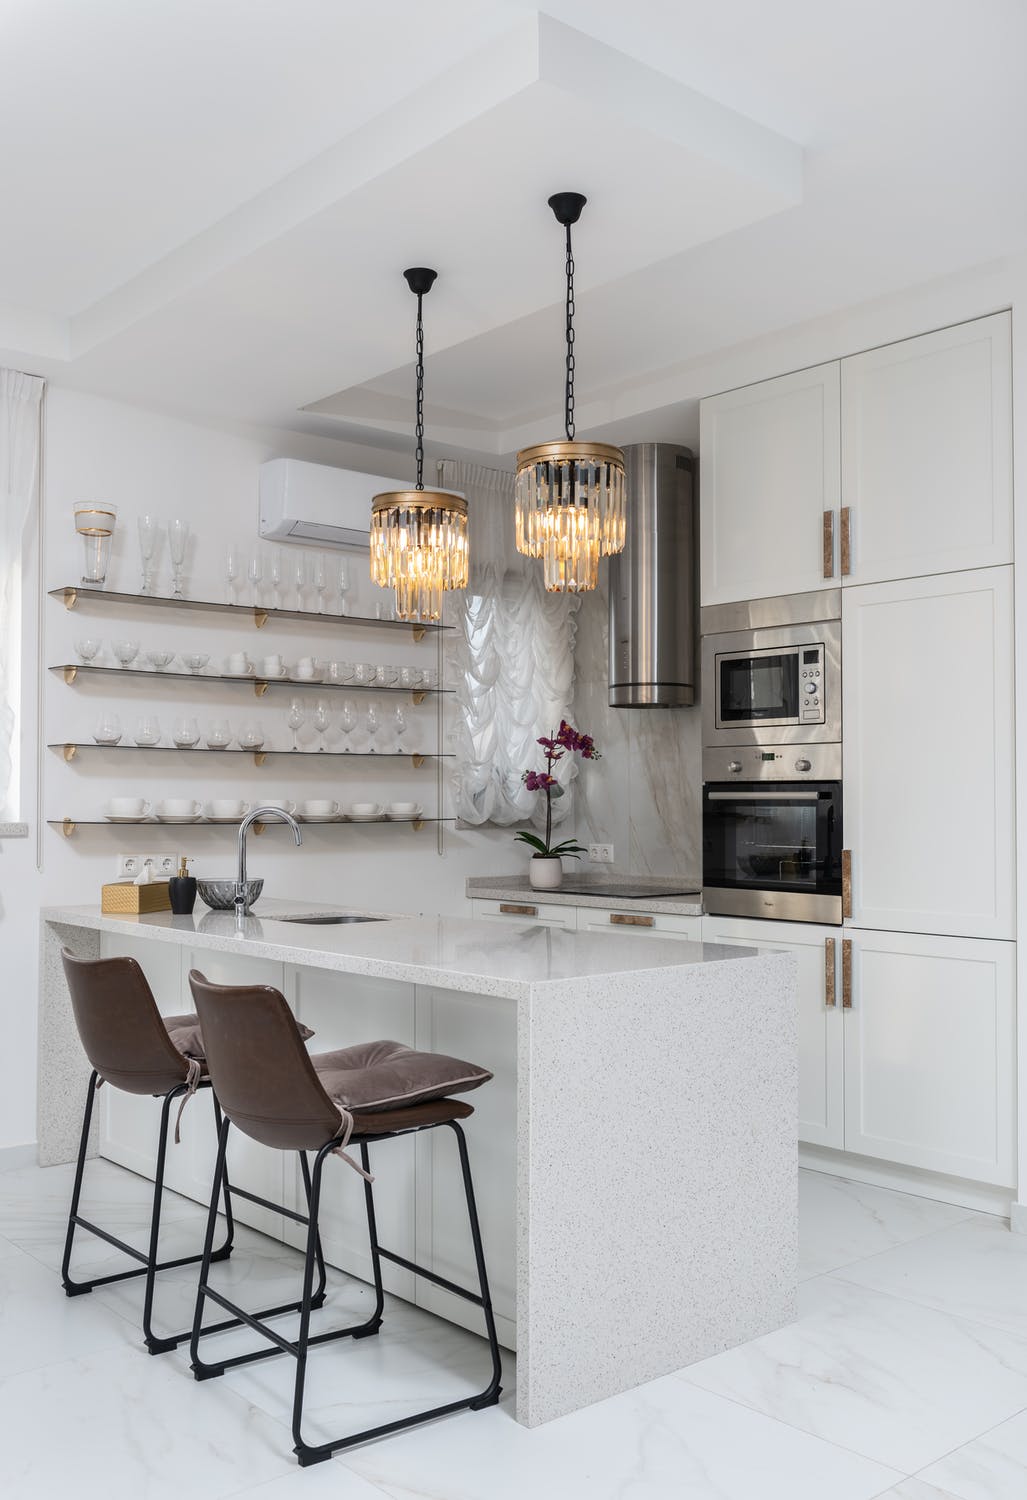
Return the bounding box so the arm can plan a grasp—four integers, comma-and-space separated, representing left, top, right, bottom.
188, 970, 342, 1151
61, 951, 191, 1096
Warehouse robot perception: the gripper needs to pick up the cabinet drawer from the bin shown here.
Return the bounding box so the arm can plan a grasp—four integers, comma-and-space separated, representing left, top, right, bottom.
577, 908, 701, 941
470, 898, 576, 930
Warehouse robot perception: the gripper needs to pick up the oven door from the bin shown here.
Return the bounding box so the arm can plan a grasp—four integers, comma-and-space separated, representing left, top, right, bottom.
717, 645, 802, 730
702, 780, 843, 924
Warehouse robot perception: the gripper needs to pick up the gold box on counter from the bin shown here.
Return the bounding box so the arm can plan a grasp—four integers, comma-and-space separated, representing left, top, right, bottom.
101, 881, 172, 915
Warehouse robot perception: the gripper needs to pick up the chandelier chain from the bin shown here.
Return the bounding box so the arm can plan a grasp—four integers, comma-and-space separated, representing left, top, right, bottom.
414, 291, 425, 490
564, 223, 575, 442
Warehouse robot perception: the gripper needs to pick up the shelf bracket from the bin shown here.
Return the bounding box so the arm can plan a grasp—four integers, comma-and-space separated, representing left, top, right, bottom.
254, 679, 269, 698
253, 751, 267, 767
412, 691, 425, 706
63, 665, 78, 685
61, 817, 76, 838
253, 609, 269, 629
412, 819, 425, 833
253, 821, 266, 835
411, 754, 425, 769
61, 587, 78, 611
62, 743, 77, 763
411, 625, 426, 643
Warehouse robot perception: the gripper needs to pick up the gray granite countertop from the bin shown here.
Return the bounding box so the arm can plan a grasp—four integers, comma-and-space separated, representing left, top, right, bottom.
466, 874, 704, 916
0, 822, 29, 838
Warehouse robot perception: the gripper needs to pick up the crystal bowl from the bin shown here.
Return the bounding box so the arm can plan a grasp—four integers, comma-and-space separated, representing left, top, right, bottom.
196, 877, 264, 911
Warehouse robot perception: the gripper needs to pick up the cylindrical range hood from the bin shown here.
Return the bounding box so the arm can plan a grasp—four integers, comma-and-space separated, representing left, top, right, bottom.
608, 442, 695, 708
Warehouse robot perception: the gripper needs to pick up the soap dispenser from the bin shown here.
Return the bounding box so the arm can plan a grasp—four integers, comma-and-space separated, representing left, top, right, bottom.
169, 856, 197, 915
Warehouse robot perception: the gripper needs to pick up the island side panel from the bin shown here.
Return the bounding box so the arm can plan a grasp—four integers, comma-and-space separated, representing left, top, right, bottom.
516, 950, 797, 1427
38, 920, 100, 1165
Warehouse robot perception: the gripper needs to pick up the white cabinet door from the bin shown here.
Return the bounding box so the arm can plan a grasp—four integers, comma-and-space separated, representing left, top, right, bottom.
576, 908, 701, 942
842, 929, 1016, 1186
840, 313, 1012, 585
470, 898, 576, 930
699, 362, 841, 606
701, 916, 844, 1150
842, 567, 1014, 938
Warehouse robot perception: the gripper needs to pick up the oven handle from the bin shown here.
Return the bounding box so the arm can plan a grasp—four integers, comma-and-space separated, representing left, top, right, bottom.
706, 790, 822, 802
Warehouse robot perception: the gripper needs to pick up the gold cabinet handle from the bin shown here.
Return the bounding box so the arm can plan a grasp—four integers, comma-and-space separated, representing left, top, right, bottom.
840, 506, 852, 576
822, 510, 835, 578
824, 937, 836, 1007
610, 913, 655, 928
842, 938, 853, 1009
842, 849, 852, 919
499, 903, 538, 917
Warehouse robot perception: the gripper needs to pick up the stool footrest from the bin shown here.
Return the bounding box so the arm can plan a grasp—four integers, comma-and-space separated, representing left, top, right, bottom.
377, 1245, 487, 1308
224, 1184, 311, 1228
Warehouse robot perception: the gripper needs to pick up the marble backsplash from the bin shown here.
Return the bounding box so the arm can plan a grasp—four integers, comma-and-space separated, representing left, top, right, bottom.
571, 581, 702, 880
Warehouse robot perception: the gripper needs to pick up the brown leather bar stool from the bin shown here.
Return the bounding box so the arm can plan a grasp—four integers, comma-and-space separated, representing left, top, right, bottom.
187, 969, 503, 1467
59, 950, 241, 1353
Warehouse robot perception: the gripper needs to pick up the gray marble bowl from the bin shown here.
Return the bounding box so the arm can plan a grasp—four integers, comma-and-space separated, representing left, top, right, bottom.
196, 877, 263, 911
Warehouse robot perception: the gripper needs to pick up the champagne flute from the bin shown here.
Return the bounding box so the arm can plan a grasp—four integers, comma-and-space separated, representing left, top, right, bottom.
293, 553, 308, 611
313, 552, 330, 614
269, 547, 285, 609
339, 699, 357, 753
287, 697, 306, 751
313, 700, 330, 752
248, 550, 264, 608
225, 544, 240, 606
392, 704, 408, 753
137, 515, 159, 595
168, 519, 189, 599
365, 703, 381, 754
336, 559, 350, 616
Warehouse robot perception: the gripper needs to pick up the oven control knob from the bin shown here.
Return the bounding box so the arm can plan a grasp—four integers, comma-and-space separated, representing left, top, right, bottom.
728, 760, 743, 773
806, 679, 818, 692
795, 758, 812, 772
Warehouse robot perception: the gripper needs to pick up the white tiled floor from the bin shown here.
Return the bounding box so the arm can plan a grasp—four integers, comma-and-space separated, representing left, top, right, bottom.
1, 1160, 1025, 1498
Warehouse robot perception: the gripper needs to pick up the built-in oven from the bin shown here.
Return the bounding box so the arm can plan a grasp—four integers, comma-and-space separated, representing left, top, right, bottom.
702, 744, 843, 924
701, 589, 841, 747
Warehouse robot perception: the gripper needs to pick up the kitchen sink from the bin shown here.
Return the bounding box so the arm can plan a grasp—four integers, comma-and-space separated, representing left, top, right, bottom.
276, 913, 387, 925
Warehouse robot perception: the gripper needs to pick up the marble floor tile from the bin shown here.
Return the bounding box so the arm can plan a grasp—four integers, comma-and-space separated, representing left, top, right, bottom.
0, 1251, 136, 1378
237, 1465, 394, 1500
0, 1232, 26, 1261
835, 1217, 1027, 1341
798, 1171, 981, 1280
683, 1274, 1027, 1474
875, 1483, 965, 1500
917, 1409, 1027, 1499
0, 1343, 296, 1500
340, 1376, 901, 1500
0, 1158, 198, 1260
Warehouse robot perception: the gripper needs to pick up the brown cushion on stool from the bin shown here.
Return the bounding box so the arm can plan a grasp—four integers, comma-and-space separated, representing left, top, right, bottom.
351, 1097, 475, 1136
312, 1039, 491, 1114
164, 1011, 313, 1061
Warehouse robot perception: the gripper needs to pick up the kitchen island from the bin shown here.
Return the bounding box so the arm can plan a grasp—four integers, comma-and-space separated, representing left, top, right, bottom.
39, 901, 796, 1426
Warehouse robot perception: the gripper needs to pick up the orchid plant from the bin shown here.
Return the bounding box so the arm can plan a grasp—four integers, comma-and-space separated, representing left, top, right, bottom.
515, 720, 601, 861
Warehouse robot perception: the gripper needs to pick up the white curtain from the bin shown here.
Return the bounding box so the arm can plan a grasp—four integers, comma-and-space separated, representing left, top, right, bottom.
440, 460, 581, 827
0, 368, 44, 817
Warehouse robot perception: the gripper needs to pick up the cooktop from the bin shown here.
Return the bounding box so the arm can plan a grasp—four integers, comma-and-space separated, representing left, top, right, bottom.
559, 884, 701, 899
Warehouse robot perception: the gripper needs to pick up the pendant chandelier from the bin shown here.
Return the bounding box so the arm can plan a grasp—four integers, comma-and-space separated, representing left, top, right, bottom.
515, 193, 625, 593
370, 268, 468, 622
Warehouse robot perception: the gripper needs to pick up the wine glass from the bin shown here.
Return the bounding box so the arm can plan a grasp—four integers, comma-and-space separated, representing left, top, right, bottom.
168, 519, 189, 599
339, 699, 357, 753
237, 722, 265, 750
225, 544, 240, 606
336, 559, 350, 616
313, 553, 330, 614
293, 553, 308, 611
172, 716, 200, 747
365, 703, 381, 753
269, 547, 285, 609
287, 698, 306, 751
113, 639, 139, 669
93, 711, 122, 745
205, 719, 231, 750
138, 515, 159, 595
74, 638, 101, 662
247, 550, 264, 607
392, 704, 408, 753
134, 714, 161, 747
313, 700, 330, 752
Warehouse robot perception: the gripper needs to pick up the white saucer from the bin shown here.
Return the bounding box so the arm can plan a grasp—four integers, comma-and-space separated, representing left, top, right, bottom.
297, 812, 343, 823
289, 672, 323, 684
104, 814, 150, 823
222, 668, 254, 678
203, 814, 247, 824
256, 669, 288, 680
156, 813, 203, 823
385, 811, 423, 821
348, 812, 385, 822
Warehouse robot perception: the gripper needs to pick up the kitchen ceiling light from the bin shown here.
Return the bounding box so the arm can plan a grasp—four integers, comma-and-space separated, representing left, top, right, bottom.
370, 268, 468, 622
515, 193, 625, 593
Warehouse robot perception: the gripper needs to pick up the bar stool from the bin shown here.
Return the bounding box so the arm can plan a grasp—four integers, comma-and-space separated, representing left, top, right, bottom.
59, 950, 240, 1353
187, 969, 503, 1467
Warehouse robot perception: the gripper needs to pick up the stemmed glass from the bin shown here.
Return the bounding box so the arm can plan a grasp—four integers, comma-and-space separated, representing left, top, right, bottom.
365, 703, 381, 754
138, 515, 159, 595
269, 548, 286, 609
225, 545, 240, 606
336, 559, 350, 616
248, 551, 264, 608
293, 553, 308, 611
313, 553, 330, 614
168, 519, 189, 600
392, 704, 408, 754
339, 699, 357, 753
287, 698, 307, 751
93, 712, 122, 745
313, 700, 330, 752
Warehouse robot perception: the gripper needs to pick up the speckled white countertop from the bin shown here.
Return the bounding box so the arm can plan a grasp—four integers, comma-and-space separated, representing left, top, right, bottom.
467, 874, 704, 916
43, 896, 751, 1001
0, 822, 28, 838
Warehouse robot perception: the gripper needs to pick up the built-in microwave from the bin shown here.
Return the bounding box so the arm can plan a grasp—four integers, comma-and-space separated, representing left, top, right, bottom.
700, 591, 841, 747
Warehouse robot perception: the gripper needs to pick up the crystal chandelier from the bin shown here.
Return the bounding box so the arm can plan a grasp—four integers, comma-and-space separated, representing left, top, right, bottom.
370, 268, 468, 622
515, 193, 625, 592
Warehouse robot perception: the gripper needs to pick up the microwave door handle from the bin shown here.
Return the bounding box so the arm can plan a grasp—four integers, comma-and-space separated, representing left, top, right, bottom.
706, 790, 822, 802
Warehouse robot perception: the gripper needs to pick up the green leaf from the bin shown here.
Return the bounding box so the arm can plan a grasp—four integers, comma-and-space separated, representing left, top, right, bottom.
548, 841, 586, 857
513, 831, 549, 855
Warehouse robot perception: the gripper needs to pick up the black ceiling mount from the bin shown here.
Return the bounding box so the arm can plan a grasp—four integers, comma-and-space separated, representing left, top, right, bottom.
547, 192, 587, 227
403, 267, 438, 296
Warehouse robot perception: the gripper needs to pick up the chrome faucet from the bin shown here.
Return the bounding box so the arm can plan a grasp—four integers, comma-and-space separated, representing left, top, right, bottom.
235, 805, 302, 919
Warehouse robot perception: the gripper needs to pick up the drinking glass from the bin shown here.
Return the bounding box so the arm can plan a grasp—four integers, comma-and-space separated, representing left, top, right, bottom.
313, 700, 330, 752
352, 662, 375, 687
225, 544, 240, 606
269, 547, 286, 609
247, 550, 264, 607
74, 503, 117, 586
145, 649, 175, 671
336, 559, 350, 616
168, 519, 190, 599
365, 703, 381, 753
313, 553, 330, 614
138, 515, 159, 595
172, 716, 200, 747
339, 699, 357, 753
180, 652, 209, 674
287, 698, 307, 751
392, 705, 408, 753
378, 664, 399, 688
113, 639, 139, 668
205, 719, 231, 750
93, 711, 122, 745
293, 553, 308, 611
74, 638, 101, 662
238, 722, 265, 750
134, 715, 161, 747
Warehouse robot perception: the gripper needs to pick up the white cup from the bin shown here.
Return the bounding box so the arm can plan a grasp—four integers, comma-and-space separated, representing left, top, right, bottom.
388, 802, 419, 815
259, 655, 284, 677
300, 799, 338, 816
225, 653, 251, 674
158, 798, 199, 817
107, 797, 149, 817
349, 802, 382, 817
261, 798, 295, 813
209, 799, 248, 818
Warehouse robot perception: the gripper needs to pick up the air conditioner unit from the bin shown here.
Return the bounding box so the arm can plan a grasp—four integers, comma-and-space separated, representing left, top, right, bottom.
258, 458, 406, 549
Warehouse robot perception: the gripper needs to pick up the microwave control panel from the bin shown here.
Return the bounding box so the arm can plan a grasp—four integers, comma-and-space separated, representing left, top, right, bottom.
799, 645, 825, 721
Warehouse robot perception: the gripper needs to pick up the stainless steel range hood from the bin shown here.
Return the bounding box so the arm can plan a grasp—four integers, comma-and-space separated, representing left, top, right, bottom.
608, 443, 696, 707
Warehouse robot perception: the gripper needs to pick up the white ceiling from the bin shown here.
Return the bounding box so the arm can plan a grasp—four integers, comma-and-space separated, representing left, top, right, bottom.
3, 0, 1026, 464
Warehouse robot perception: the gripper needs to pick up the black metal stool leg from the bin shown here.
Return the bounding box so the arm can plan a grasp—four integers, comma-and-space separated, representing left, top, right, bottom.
61, 1071, 99, 1296
298, 1151, 328, 1309
141, 1089, 178, 1352
190, 1114, 232, 1378
351, 1140, 384, 1339
450, 1120, 503, 1409
209, 1094, 235, 1266
292, 1145, 331, 1465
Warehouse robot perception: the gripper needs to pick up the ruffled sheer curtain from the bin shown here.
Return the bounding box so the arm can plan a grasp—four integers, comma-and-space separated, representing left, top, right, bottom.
440, 460, 581, 827
0, 369, 44, 818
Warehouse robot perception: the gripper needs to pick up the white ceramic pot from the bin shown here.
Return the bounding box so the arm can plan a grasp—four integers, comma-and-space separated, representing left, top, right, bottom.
528, 856, 563, 891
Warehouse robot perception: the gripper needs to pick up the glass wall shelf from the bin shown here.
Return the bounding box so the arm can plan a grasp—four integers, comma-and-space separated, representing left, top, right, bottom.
49, 817, 452, 838
50, 663, 449, 703
49, 743, 448, 766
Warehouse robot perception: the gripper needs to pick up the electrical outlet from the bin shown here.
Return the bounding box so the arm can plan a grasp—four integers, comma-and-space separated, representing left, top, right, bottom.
115, 852, 143, 879
588, 843, 614, 864
115, 852, 179, 880
151, 853, 180, 878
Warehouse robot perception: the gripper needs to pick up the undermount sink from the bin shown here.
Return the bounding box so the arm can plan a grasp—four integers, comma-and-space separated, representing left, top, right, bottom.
275, 913, 386, 925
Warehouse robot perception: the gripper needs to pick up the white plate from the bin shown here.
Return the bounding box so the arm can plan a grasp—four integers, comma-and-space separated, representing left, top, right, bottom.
348, 813, 385, 822
255, 669, 288, 680
203, 814, 246, 824
222, 668, 254, 678
104, 814, 151, 823
297, 812, 343, 823
156, 813, 203, 823
385, 811, 423, 821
